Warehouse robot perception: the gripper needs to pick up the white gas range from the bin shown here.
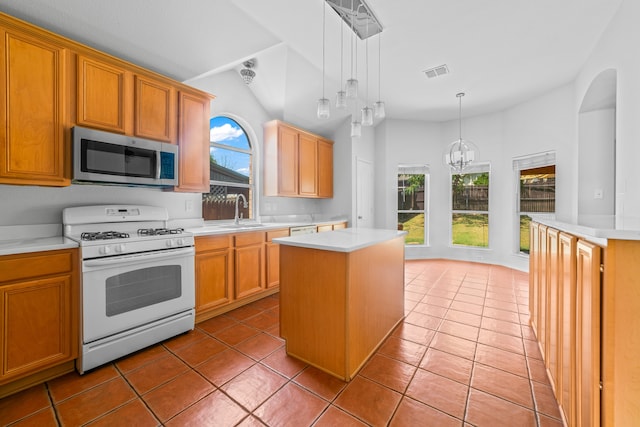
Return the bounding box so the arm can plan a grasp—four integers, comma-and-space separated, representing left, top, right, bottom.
63, 205, 195, 374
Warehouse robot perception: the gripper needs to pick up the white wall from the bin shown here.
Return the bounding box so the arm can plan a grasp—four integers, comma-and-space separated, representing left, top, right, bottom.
0, 183, 202, 226
578, 109, 616, 216
575, 0, 640, 223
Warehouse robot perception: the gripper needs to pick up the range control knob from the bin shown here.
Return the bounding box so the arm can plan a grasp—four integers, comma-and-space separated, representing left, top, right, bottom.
176, 238, 185, 246
100, 245, 112, 255
116, 244, 125, 253
166, 240, 174, 248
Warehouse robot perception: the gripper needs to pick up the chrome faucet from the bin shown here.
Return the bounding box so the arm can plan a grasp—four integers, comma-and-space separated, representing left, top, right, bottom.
234, 194, 248, 225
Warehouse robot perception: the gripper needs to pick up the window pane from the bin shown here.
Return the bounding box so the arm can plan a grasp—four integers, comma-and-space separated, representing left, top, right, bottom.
452, 172, 489, 211
210, 148, 250, 181
203, 185, 250, 221
520, 215, 531, 253
452, 213, 489, 247
210, 117, 250, 150
398, 173, 425, 211
398, 212, 424, 245
520, 166, 555, 213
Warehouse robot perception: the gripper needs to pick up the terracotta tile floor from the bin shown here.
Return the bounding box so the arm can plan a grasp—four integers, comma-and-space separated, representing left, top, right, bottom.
0, 259, 563, 427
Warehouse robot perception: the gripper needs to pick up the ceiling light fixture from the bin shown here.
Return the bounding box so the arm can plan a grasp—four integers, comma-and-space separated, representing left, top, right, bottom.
240, 59, 256, 85
361, 15, 372, 127
317, 0, 330, 119
373, 33, 385, 119
444, 93, 479, 173
336, 18, 347, 109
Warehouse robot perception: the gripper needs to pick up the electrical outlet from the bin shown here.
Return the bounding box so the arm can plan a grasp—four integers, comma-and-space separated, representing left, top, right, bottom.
185, 200, 194, 212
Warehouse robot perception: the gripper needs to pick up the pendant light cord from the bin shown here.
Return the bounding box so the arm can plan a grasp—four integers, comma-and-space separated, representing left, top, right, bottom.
322, 0, 326, 97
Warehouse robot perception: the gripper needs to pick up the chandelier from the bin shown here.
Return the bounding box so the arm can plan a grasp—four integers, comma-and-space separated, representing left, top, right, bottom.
444, 93, 479, 173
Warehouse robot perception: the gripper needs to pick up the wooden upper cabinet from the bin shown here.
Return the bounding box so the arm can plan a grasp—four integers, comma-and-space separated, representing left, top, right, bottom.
275, 125, 299, 196
134, 75, 176, 143
76, 55, 128, 133
263, 120, 333, 198
77, 56, 177, 143
318, 138, 333, 198
175, 90, 210, 192
0, 27, 69, 186
298, 133, 318, 196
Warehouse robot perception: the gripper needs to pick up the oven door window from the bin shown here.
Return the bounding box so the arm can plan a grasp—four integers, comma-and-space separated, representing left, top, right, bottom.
82, 139, 156, 178
106, 265, 181, 316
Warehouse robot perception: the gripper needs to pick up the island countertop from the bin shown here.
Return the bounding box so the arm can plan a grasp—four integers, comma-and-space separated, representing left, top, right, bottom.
273, 227, 407, 253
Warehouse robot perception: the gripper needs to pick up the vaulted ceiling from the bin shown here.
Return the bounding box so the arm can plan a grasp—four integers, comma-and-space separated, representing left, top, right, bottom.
0, 0, 622, 135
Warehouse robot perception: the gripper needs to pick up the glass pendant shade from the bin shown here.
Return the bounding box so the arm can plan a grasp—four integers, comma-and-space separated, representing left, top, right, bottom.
336, 90, 347, 109
351, 119, 362, 138
317, 97, 330, 119
374, 100, 386, 118
346, 78, 358, 98
444, 138, 479, 173
361, 106, 373, 126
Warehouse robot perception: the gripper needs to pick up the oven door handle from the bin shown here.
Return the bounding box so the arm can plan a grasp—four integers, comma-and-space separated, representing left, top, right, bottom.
83, 247, 195, 269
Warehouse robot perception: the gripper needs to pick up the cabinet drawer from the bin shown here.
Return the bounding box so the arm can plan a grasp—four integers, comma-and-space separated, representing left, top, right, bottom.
317, 224, 333, 233
195, 235, 230, 252
234, 231, 265, 247
266, 229, 290, 242
0, 251, 74, 284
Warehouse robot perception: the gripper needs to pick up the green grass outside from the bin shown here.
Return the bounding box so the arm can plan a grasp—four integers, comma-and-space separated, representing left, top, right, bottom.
400, 213, 424, 245
520, 215, 531, 253
452, 214, 488, 247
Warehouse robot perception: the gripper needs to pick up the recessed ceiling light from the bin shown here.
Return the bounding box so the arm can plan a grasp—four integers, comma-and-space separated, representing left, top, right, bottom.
424, 64, 449, 79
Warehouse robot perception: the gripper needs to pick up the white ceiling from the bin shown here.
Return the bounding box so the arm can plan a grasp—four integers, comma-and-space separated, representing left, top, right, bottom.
0, 0, 623, 135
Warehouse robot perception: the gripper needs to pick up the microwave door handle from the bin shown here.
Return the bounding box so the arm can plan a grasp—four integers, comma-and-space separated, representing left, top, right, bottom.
83, 247, 194, 269
155, 152, 161, 179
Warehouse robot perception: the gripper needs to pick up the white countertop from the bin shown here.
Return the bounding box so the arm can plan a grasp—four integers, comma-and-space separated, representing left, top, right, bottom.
273, 228, 407, 253
530, 214, 640, 245
0, 235, 78, 256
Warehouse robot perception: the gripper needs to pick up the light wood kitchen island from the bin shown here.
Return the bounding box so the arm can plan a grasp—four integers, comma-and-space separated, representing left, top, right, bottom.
274, 228, 406, 381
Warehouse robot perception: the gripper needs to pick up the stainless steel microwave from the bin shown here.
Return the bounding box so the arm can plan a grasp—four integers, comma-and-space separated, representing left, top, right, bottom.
72, 126, 178, 187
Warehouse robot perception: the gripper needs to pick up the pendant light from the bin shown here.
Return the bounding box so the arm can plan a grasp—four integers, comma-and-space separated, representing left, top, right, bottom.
345, 0, 358, 99
317, 0, 330, 119
373, 33, 385, 118
351, 98, 361, 138
336, 19, 347, 109
361, 36, 373, 126
444, 93, 479, 172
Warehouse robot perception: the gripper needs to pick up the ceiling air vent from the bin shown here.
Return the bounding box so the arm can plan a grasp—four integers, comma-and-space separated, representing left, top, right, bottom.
424, 64, 449, 79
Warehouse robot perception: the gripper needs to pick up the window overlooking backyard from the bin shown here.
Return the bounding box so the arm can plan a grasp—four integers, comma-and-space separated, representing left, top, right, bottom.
451, 165, 490, 247
397, 165, 428, 245
518, 164, 556, 253
202, 116, 253, 221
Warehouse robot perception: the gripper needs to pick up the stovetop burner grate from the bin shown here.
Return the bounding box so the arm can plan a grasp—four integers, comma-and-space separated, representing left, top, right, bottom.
137, 228, 184, 236
81, 231, 131, 241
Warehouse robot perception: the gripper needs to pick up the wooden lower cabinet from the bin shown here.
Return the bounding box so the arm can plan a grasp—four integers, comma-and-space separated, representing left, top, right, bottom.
530, 221, 640, 426
575, 239, 601, 427
266, 229, 290, 289
195, 229, 287, 322
234, 232, 265, 299
0, 249, 79, 397
558, 232, 577, 427
194, 235, 233, 316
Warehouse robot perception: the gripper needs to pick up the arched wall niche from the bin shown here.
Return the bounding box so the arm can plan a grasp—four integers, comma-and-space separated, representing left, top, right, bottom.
577, 69, 617, 217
